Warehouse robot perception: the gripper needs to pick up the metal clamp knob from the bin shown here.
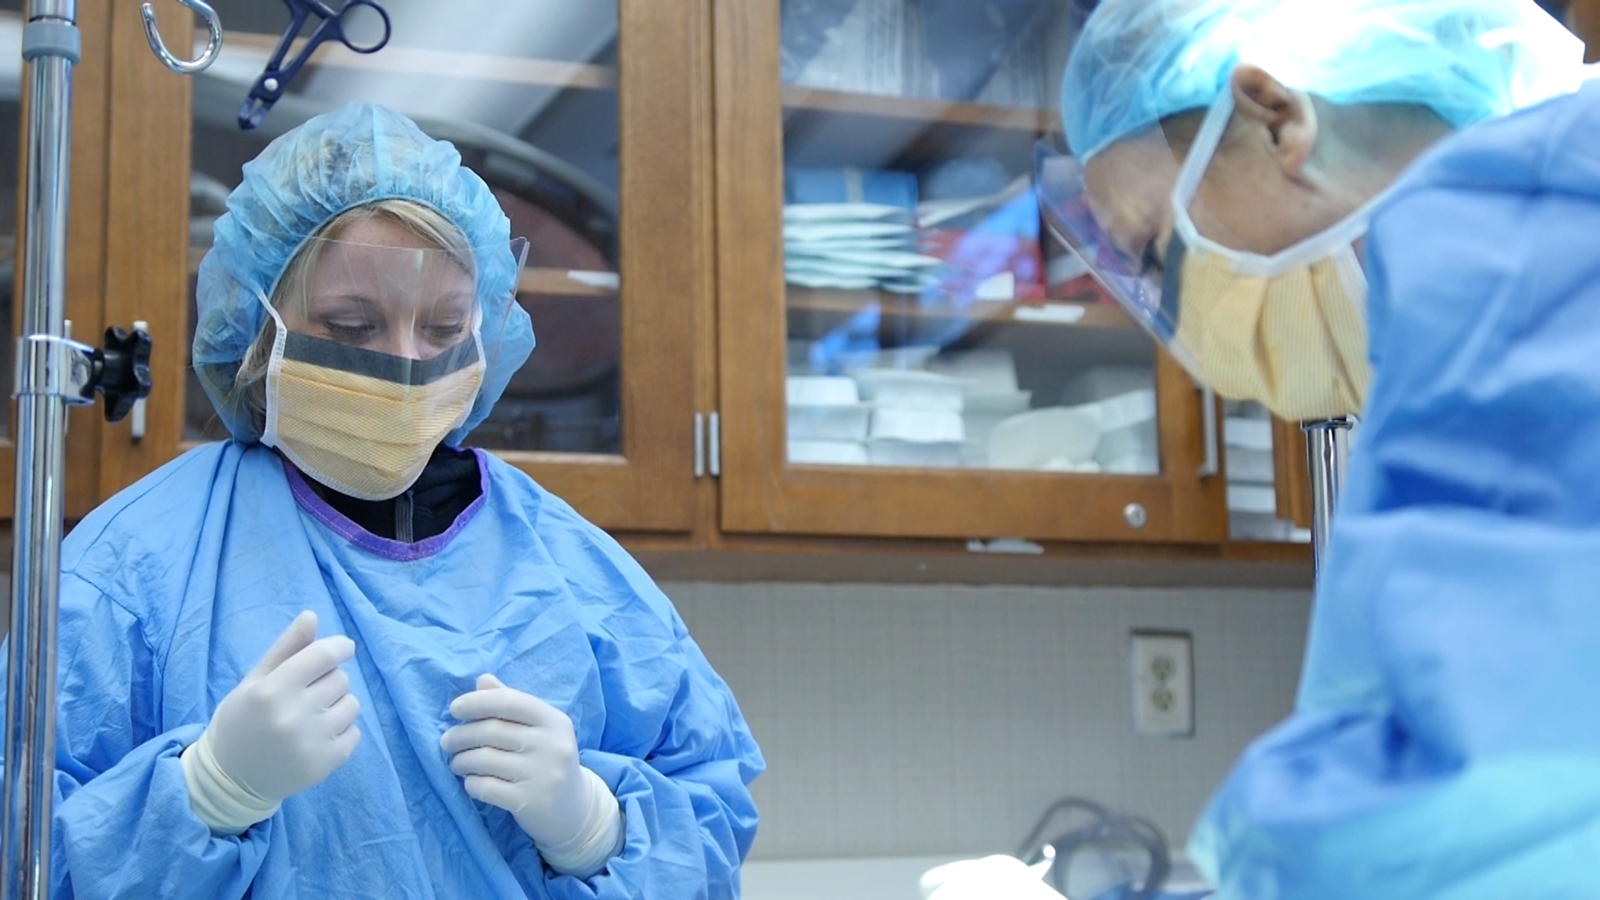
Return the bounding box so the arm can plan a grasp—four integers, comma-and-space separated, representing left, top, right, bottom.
96, 325, 153, 424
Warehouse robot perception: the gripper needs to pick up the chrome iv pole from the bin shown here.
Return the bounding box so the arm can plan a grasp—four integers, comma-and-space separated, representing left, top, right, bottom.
2, 2, 219, 897
1302, 418, 1353, 574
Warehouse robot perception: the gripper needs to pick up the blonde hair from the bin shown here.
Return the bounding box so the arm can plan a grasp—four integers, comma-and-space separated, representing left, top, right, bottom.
229, 199, 476, 430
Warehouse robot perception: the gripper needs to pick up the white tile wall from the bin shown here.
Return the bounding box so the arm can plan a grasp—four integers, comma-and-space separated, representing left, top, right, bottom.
666, 582, 1312, 862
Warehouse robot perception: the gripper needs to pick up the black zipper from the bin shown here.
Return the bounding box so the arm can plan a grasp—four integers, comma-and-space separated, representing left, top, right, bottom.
395, 490, 415, 544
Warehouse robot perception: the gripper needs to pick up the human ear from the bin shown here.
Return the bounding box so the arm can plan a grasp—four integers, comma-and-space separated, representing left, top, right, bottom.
1230, 64, 1318, 179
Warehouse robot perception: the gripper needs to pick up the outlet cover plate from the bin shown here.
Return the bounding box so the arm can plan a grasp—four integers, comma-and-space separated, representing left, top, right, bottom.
1130, 631, 1194, 738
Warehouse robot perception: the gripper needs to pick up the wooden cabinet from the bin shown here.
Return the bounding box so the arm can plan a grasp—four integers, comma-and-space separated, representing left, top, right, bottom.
89, 0, 710, 534
0, 0, 1312, 580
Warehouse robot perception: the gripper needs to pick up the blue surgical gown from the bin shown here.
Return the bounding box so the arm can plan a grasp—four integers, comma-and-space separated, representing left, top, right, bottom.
1190, 80, 1600, 898
32, 441, 764, 898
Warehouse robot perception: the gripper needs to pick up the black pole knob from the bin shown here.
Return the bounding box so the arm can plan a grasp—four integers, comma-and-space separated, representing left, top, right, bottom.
96, 326, 153, 424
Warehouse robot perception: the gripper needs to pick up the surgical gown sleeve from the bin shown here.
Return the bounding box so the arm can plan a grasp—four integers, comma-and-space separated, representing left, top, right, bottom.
526, 496, 764, 900
35, 571, 269, 898
1189, 82, 1600, 900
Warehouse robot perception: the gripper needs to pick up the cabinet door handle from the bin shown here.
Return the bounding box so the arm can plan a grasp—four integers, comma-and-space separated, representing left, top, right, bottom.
708, 412, 721, 477
1197, 384, 1218, 479
693, 413, 705, 479
130, 320, 148, 443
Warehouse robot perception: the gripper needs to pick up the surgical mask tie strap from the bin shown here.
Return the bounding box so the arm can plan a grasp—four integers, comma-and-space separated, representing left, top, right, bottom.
1172, 90, 1235, 211
255, 288, 290, 446
1166, 88, 1384, 278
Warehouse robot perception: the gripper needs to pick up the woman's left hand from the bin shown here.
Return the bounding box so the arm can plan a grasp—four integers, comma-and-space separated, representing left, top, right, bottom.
442, 674, 595, 850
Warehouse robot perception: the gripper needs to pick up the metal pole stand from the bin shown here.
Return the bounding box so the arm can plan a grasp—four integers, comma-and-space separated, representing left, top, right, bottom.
0, 1, 203, 894
1301, 418, 1353, 574
5, 6, 86, 895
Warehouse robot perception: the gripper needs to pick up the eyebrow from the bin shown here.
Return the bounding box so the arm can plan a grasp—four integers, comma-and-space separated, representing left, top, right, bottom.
308, 291, 475, 309
307, 292, 381, 308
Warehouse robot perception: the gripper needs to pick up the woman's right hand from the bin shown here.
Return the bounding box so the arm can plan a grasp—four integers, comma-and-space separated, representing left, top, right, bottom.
182, 611, 362, 833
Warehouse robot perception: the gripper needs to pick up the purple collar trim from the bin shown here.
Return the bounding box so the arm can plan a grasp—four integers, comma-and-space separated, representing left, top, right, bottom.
282, 450, 490, 562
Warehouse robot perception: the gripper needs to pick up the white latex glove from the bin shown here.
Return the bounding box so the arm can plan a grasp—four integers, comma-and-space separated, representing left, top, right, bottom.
181, 611, 362, 835
921, 856, 1064, 900
443, 674, 623, 877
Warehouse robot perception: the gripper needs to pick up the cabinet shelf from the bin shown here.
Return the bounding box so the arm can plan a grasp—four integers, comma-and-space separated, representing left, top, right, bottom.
780, 88, 1058, 168
203, 36, 1050, 124
213, 31, 618, 92
186, 249, 617, 298
786, 286, 1134, 330
781, 86, 1058, 132
519, 268, 619, 297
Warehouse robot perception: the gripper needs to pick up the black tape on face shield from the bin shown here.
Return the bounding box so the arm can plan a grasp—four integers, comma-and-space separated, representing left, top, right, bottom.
264, 331, 484, 501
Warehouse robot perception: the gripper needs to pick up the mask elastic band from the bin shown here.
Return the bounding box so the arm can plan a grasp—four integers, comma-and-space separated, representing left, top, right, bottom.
1168, 88, 1384, 279
1170, 90, 1234, 211
254, 288, 291, 449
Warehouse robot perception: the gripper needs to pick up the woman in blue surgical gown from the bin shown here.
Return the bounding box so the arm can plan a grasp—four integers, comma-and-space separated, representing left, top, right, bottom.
37, 101, 763, 898
1041, 0, 1600, 896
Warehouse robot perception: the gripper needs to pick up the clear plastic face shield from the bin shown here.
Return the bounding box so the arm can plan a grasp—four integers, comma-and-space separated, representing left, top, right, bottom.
1035, 92, 1375, 423
1033, 138, 1186, 358
1039, 0, 1591, 423
256, 232, 530, 500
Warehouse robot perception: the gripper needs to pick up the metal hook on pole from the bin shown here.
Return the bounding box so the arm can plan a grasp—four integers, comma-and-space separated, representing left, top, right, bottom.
139, 0, 223, 75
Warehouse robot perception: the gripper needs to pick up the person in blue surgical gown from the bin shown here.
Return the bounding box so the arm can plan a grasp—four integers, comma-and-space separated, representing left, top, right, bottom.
1038, 0, 1600, 896
33, 101, 763, 898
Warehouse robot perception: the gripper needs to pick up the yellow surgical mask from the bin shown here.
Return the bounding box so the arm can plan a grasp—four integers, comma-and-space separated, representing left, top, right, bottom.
1164, 229, 1371, 421
1162, 89, 1380, 422
262, 329, 485, 501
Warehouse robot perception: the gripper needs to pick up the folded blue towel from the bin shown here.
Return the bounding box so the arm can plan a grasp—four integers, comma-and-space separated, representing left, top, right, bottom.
785, 167, 918, 210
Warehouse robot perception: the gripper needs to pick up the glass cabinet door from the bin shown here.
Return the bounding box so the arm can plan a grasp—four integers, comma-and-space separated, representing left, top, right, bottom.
107, 0, 705, 530
715, 0, 1228, 543
780, 0, 1159, 477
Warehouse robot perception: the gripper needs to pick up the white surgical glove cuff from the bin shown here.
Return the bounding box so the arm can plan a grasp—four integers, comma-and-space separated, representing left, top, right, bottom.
536, 767, 625, 879
180, 729, 280, 837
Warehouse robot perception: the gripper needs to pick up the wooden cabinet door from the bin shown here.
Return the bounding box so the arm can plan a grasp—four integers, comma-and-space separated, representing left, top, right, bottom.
1271, 418, 1314, 531
0, 0, 114, 523
97, 0, 709, 533
710, 0, 1228, 543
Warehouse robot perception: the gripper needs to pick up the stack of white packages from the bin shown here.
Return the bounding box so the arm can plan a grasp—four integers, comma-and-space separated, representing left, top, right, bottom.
980, 366, 1158, 474
853, 369, 968, 467
783, 204, 943, 294
986, 405, 1103, 472
786, 356, 1166, 476
926, 350, 1032, 467
1062, 366, 1159, 475
787, 376, 873, 466
1223, 402, 1293, 541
